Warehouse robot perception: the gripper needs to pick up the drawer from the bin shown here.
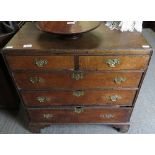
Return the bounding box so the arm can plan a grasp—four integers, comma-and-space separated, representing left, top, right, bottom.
6, 56, 74, 70
22, 90, 136, 106
79, 55, 149, 70
28, 107, 132, 123
14, 71, 142, 89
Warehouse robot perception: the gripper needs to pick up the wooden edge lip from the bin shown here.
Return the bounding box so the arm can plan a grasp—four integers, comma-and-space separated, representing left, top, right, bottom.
20, 88, 138, 92
27, 106, 132, 110
29, 122, 130, 125
17, 88, 139, 92
19, 87, 139, 92
11, 69, 145, 73
23, 102, 134, 108
2, 48, 152, 54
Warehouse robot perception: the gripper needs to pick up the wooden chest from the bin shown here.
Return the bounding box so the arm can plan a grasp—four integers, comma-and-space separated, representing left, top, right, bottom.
2, 22, 152, 133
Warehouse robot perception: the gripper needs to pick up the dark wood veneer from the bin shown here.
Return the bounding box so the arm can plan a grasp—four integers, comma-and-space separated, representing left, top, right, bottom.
13, 71, 142, 89
79, 55, 149, 70
7, 55, 74, 70
28, 107, 132, 123
21, 90, 136, 106
2, 22, 152, 133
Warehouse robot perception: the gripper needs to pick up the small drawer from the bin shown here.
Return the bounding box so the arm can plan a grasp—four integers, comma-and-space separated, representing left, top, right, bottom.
6, 55, 74, 70
28, 107, 132, 123
22, 90, 136, 106
14, 71, 142, 89
79, 55, 149, 70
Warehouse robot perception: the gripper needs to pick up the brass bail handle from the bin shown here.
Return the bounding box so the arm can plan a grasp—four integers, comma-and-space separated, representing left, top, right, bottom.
36, 96, 49, 103
109, 95, 122, 102
100, 113, 115, 119
43, 114, 53, 119
114, 77, 127, 84
29, 76, 42, 84
106, 58, 120, 67
35, 58, 48, 67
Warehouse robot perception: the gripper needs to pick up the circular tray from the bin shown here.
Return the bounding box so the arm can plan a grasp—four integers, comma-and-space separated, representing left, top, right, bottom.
36, 21, 101, 37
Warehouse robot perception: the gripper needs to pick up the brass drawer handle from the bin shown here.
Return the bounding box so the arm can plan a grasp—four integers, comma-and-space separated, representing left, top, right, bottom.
106, 58, 120, 67
36, 96, 49, 103
72, 71, 84, 80
114, 77, 127, 84
29, 77, 43, 84
109, 95, 122, 102
73, 90, 84, 97
35, 59, 48, 67
100, 114, 115, 119
74, 106, 84, 113
43, 114, 53, 119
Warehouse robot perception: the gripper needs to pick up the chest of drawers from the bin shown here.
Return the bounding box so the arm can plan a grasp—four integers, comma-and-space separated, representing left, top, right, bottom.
2, 22, 152, 133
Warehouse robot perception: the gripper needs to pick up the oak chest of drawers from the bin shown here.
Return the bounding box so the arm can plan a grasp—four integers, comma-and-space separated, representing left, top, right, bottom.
2, 22, 152, 133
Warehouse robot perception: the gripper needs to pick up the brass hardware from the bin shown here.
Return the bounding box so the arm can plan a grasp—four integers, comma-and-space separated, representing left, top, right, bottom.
72, 71, 84, 80
29, 77, 42, 84
100, 114, 114, 119
109, 95, 122, 102
35, 59, 48, 67
106, 58, 120, 67
43, 114, 53, 119
73, 90, 84, 97
36, 96, 49, 103
74, 106, 84, 113
114, 77, 127, 84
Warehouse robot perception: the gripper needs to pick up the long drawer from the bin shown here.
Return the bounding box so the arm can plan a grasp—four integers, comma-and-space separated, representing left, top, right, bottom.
22, 90, 136, 106
6, 56, 74, 70
28, 107, 132, 123
13, 71, 142, 89
79, 55, 149, 70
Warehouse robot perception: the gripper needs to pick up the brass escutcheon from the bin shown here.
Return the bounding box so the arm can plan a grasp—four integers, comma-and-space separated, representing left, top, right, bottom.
106, 58, 120, 67
72, 71, 84, 80
73, 90, 84, 97
35, 59, 48, 67
74, 106, 84, 114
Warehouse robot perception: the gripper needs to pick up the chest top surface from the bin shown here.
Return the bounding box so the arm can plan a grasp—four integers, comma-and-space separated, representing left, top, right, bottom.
3, 22, 151, 54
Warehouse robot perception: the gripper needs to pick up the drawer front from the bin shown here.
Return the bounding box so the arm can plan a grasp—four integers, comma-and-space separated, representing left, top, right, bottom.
79, 55, 149, 70
7, 56, 74, 70
14, 71, 142, 89
22, 90, 136, 106
28, 107, 132, 123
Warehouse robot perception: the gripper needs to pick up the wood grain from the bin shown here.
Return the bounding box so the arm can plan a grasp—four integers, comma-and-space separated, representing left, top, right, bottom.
79, 55, 149, 70
13, 71, 142, 89
21, 90, 136, 106
7, 55, 74, 70
3, 22, 151, 50
36, 21, 101, 35
28, 107, 132, 123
